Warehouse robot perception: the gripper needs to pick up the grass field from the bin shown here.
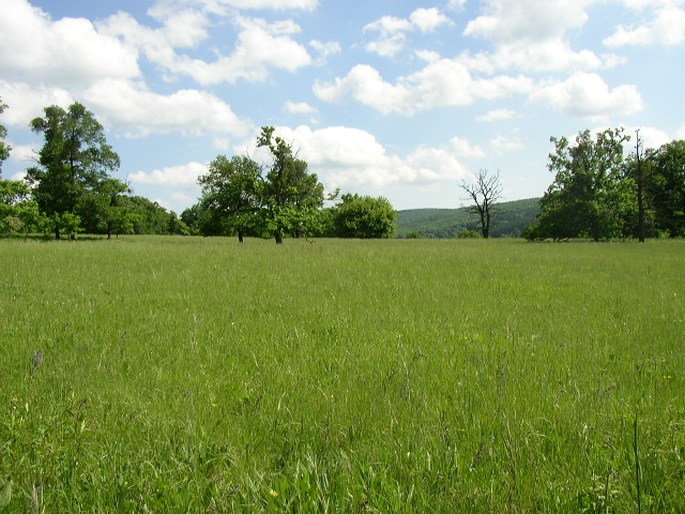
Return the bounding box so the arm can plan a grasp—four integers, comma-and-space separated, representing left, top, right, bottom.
1, 236, 684, 512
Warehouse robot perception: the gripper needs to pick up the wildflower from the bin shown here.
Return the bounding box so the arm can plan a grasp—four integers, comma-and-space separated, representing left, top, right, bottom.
663, 375, 672, 381
211, 402, 219, 408
269, 489, 278, 498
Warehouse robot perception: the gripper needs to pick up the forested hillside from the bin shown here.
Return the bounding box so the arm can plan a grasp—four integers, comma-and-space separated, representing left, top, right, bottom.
397, 197, 540, 238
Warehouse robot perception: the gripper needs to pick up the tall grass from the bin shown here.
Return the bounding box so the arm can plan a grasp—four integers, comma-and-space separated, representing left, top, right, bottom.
1, 237, 683, 512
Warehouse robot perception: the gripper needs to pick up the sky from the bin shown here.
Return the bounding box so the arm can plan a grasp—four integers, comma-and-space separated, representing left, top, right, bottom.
1, 0, 684, 213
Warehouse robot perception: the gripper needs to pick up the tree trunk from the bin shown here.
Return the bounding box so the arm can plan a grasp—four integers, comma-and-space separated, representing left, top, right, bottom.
238, 231, 244, 243
55, 226, 61, 240
275, 231, 283, 244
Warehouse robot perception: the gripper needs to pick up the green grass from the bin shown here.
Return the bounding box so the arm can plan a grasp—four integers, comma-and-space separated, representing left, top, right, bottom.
1, 236, 684, 512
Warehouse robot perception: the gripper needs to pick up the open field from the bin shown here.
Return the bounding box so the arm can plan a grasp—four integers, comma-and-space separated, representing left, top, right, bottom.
1, 237, 684, 512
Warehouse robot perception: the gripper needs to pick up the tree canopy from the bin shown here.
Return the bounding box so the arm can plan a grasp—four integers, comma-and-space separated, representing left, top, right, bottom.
527, 128, 633, 241
192, 126, 325, 243
257, 126, 324, 243
26, 103, 124, 239
526, 128, 685, 240
330, 194, 397, 238
197, 155, 263, 241
0, 97, 10, 172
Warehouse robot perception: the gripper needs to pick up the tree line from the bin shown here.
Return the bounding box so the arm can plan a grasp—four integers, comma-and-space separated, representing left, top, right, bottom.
0, 100, 397, 241
180, 126, 397, 242
2, 98, 683, 242
0, 100, 189, 238
525, 127, 685, 241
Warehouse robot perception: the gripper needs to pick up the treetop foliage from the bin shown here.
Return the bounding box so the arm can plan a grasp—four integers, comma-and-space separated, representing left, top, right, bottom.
187, 126, 395, 242
0, 97, 11, 173
526, 128, 685, 240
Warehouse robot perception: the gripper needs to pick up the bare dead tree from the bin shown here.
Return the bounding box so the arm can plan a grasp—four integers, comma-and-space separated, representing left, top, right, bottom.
459, 169, 503, 238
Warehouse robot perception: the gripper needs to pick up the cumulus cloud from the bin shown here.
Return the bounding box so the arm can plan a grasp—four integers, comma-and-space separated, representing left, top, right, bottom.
128, 161, 207, 187
604, 3, 685, 46
101, 13, 312, 85
82, 80, 251, 137
363, 7, 451, 56
309, 39, 341, 60
148, 0, 319, 18
490, 134, 525, 153
0, 0, 140, 86
314, 61, 532, 116
462, 0, 619, 73
283, 101, 317, 114
6, 143, 39, 166
530, 72, 644, 118
0, 80, 74, 127
313, 65, 412, 115
240, 125, 474, 190
476, 108, 518, 122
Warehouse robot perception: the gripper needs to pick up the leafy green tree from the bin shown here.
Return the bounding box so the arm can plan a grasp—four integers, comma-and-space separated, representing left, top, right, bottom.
257, 126, 324, 243
26, 103, 120, 239
0, 179, 46, 234
197, 155, 263, 242
0, 97, 11, 173
646, 140, 685, 238
180, 204, 203, 235
530, 128, 631, 241
80, 177, 132, 238
332, 194, 397, 238
118, 196, 169, 234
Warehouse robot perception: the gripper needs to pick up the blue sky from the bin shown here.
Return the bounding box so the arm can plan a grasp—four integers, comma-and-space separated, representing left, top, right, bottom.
1, 0, 684, 213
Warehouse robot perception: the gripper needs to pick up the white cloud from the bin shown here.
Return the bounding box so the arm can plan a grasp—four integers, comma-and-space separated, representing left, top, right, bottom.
530, 72, 644, 119
628, 126, 671, 148
100, 12, 312, 85
128, 161, 207, 187
464, 0, 591, 45
604, 3, 685, 47
0, 80, 74, 127
476, 108, 518, 122
490, 134, 525, 153
283, 101, 317, 114
83, 80, 251, 137
448, 136, 486, 158
409, 8, 452, 33
309, 39, 341, 59
447, 0, 468, 11
242, 125, 473, 190
0, 0, 140, 86
461, 0, 620, 73
363, 8, 451, 56
149, 0, 318, 17
7, 143, 38, 165
314, 61, 533, 115
313, 65, 412, 115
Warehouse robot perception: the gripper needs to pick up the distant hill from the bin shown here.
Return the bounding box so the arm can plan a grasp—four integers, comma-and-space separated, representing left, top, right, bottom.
396, 198, 540, 238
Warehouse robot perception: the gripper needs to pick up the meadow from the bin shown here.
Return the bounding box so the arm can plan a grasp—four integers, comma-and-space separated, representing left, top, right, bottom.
0, 236, 683, 513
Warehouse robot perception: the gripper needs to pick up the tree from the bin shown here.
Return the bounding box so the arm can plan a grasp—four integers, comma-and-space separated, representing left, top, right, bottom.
529, 128, 631, 241
646, 140, 685, 238
257, 126, 324, 243
80, 177, 132, 238
0, 179, 46, 234
26, 103, 120, 239
197, 155, 263, 242
332, 194, 397, 238
0, 97, 11, 173
459, 169, 502, 238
